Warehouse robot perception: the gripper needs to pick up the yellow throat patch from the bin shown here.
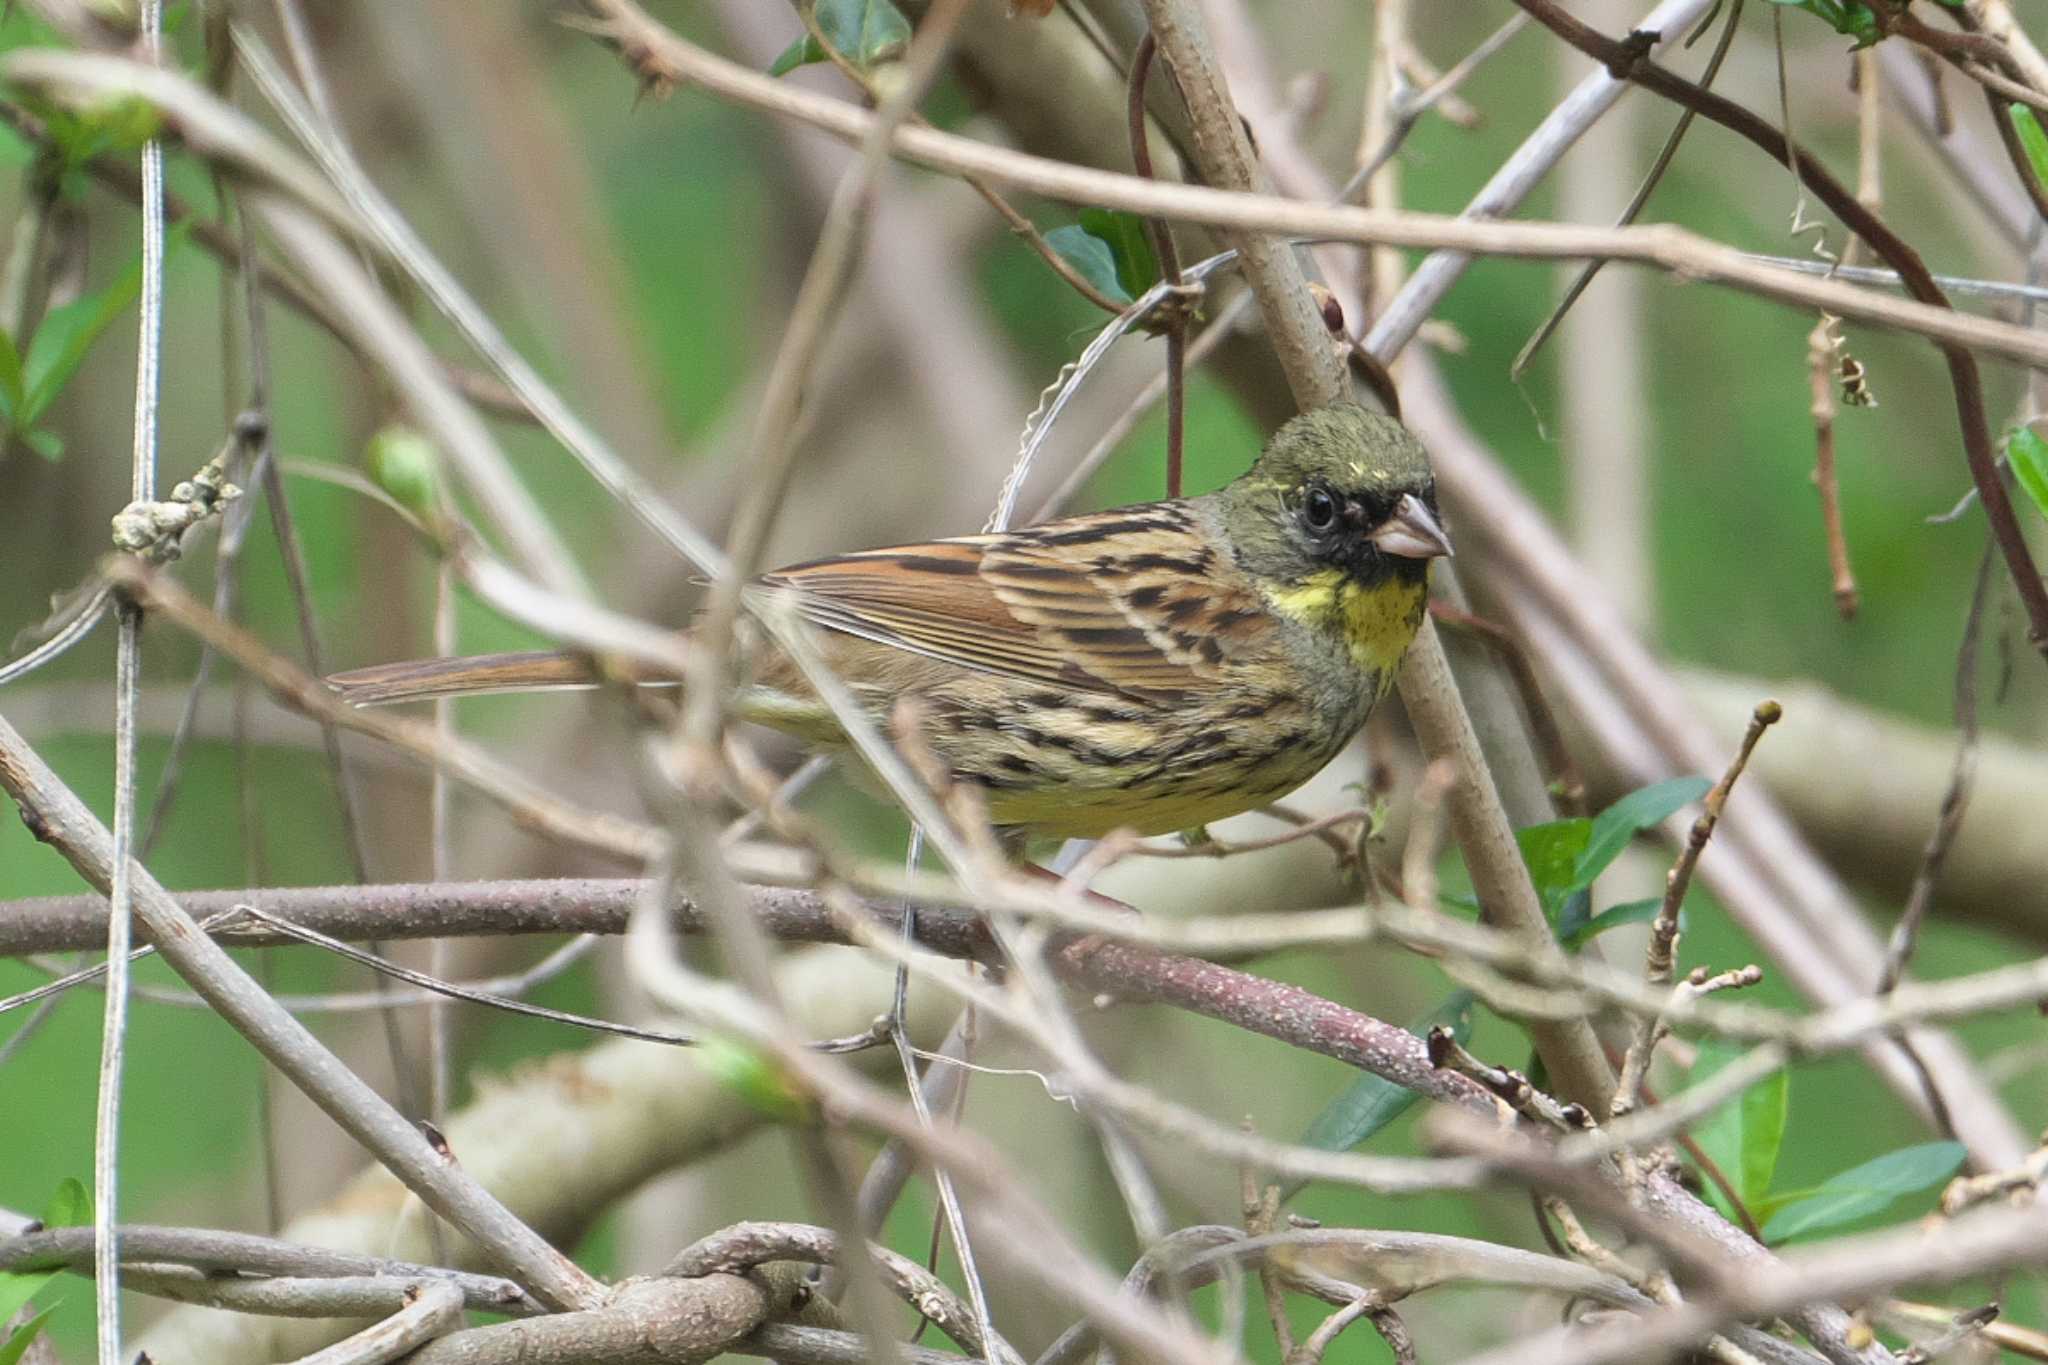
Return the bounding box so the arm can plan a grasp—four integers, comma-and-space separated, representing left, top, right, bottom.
1263, 568, 1427, 686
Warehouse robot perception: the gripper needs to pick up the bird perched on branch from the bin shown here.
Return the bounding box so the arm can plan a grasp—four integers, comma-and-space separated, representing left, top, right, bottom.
329, 403, 1449, 840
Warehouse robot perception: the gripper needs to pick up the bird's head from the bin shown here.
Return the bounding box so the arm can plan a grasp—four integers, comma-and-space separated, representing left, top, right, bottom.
1219, 403, 1451, 591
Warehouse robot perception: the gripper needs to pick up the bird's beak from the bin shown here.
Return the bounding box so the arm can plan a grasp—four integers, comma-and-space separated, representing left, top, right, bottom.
1369, 494, 1454, 560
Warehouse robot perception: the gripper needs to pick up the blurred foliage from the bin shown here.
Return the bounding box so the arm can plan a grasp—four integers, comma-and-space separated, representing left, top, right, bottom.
0, 3, 2044, 1361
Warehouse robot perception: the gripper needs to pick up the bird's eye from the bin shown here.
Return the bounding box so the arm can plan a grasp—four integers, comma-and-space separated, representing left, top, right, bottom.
1302, 486, 1339, 533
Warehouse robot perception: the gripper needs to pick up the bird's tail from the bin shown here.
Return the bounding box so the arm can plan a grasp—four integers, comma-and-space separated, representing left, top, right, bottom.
327, 650, 680, 706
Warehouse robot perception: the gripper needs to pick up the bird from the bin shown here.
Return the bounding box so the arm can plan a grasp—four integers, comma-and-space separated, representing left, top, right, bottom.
327, 403, 1450, 842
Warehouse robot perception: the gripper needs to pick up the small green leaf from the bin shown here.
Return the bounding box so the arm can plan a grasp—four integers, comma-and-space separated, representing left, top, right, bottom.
2009, 427, 2048, 523
1516, 818, 1592, 902
1291, 992, 1475, 1191
0, 123, 30, 169
2012, 107, 2048, 189
1553, 887, 1594, 941
1576, 777, 1711, 889
1766, 0, 1881, 47
1560, 896, 1665, 950
0, 1279, 50, 1347
20, 427, 62, 462
699, 1036, 814, 1123
0, 1175, 84, 1328
2, 1183, 74, 1331
1689, 1041, 1789, 1220
768, 35, 821, 77
1078, 207, 1161, 300
0, 327, 24, 423
773, 0, 911, 75
1762, 1141, 1966, 1243
0, 1307, 55, 1365
366, 426, 442, 517
21, 222, 188, 422
42, 1177, 88, 1229
1044, 224, 1131, 305
32, 93, 162, 170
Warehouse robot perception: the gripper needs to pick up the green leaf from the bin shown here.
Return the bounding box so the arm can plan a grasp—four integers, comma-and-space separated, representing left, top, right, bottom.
1765, 0, 1881, 47
771, 0, 911, 75
768, 34, 821, 77
1552, 887, 1594, 941
1078, 207, 1161, 300
1560, 896, 1664, 950
2009, 427, 2048, 523
0, 1277, 50, 1348
2012, 107, 2048, 189
42, 1177, 88, 1229
0, 1176, 83, 1329
699, 1036, 814, 1123
0, 1307, 55, 1365
1044, 224, 1131, 305
29, 94, 163, 171
0, 327, 24, 424
21, 222, 188, 422
366, 425, 442, 516
1291, 992, 1475, 1190
1762, 1141, 1966, 1243
1689, 1040, 1789, 1220
20, 427, 62, 462
1575, 777, 1711, 890
0, 122, 31, 170
1516, 818, 1592, 901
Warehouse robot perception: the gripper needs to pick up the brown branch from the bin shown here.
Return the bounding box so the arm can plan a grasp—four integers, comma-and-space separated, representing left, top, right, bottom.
1126, 29, 1189, 497
1428, 602, 1587, 816
1807, 317, 1861, 618
0, 879, 987, 959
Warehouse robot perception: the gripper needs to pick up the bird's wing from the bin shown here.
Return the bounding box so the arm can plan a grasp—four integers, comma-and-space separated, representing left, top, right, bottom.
752, 504, 1268, 704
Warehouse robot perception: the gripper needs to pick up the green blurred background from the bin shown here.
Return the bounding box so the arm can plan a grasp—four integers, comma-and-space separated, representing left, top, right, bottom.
2, 2, 2045, 1359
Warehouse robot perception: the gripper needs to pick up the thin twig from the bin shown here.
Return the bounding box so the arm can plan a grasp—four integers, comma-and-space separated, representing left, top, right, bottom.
1878, 547, 1992, 997
109, 556, 666, 863
0, 714, 605, 1310
1512, 0, 1741, 379
1026, 287, 1251, 522
285, 1280, 464, 1365
96, 1, 167, 1353
573, 10, 2048, 370
1508, 0, 2048, 656
1612, 700, 1780, 1122
1126, 30, 1188, 497
232, 24, 721, 580
1284, 1294, 1383, 1365
1807, 316, 1861, 618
